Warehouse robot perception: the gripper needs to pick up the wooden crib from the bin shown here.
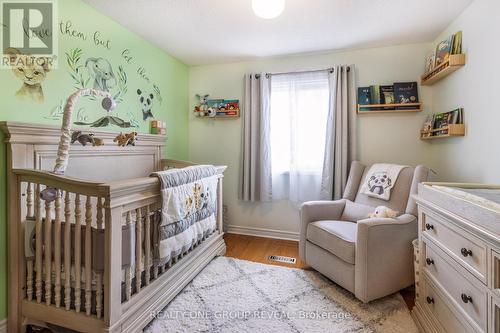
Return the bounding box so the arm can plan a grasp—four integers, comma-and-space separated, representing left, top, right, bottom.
1, 122, 227, 333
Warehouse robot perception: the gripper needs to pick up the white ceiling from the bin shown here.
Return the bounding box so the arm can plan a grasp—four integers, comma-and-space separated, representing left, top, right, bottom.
83, 0, 473, 66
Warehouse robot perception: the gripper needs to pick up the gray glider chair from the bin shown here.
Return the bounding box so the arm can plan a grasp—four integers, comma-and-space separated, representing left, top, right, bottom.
299, 161, 429, 302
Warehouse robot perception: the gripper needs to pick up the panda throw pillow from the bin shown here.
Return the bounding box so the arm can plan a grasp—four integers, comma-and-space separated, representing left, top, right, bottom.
360, 164, 407, 201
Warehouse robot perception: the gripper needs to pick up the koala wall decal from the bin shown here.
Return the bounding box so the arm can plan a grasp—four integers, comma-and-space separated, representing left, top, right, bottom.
137, 89, 154, 120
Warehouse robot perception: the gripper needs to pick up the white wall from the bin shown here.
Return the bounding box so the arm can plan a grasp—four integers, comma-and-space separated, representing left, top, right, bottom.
426, 0, 500, 183
188, 44, 435, 238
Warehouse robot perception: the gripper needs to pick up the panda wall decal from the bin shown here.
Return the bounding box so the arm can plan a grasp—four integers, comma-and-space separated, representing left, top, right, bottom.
137, 89, 154, 120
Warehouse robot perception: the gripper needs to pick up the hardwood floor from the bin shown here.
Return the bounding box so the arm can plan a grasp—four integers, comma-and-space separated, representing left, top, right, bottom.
224, 233, 309, 269
223, 233, 415, 310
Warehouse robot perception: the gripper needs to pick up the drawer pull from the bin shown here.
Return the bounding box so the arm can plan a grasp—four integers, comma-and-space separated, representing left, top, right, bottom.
426, 258, 435, 265
461, 293, 473, 304
426, 296, 435, 304
425, 223, 434, 230
460, 248, 473, 257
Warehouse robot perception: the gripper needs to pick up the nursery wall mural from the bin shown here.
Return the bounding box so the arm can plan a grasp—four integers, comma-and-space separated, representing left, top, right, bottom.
0, 0, 189, 321
0, 0, 187, 144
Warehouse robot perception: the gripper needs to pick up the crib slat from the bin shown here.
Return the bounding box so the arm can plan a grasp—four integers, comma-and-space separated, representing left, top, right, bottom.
125, 211, 132, 301
85, 196, 92, 316
153, 265, 158, 280
145, 205, 151, 286
96, 197, 103, 319
74, 194, 82, 313
135, 208, 142, 293
26, 260, 33, 301
27, 182, 34, 218
54, 193, 62, 308
152, 203, 158, 280
97, 197, 103, 229
64, 191, 72, 310
35, 184, 43, 303
96, 274, 103, 319
44, 198, 52, 306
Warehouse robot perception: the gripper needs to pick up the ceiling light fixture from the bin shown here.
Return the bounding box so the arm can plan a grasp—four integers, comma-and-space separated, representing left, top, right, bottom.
252, 0, 285, 19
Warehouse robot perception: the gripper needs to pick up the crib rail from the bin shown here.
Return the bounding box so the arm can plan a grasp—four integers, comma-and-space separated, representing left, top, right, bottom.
11, 161, 226, 332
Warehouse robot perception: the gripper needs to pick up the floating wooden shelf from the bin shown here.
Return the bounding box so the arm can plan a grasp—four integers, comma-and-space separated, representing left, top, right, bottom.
420, 124, 465, 140
216, 109, 240, 118
421, 54, 466, 86
357, 103, 422, 114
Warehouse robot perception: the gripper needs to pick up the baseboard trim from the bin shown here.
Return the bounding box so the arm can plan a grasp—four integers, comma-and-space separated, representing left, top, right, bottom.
0, 318, 6, 333
225, 224, 299, 241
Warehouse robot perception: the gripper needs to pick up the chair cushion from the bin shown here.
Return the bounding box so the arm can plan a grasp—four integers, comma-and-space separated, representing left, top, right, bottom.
340, 200, 375, 222
306, 220, 357, 264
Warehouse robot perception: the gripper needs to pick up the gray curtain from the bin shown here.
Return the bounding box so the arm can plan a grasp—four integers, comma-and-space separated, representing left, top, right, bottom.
320, 65, 357, 200
239, 73, 272, 202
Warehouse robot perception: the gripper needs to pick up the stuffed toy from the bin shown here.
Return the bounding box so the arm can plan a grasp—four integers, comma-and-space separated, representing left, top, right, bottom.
368, 206, 399, 219
114, 132, 138, 147
71, 131, 95, 146
206, 107, 217, 117
92, 137, 105, 146
195, 94, 209, 117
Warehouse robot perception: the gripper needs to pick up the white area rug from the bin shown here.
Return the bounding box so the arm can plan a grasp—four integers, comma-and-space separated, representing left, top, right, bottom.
145, 257, 418, 332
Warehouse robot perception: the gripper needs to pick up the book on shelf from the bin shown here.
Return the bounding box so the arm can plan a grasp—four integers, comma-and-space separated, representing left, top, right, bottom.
452, 31, 462, 55
394, 82, 419, 109
370, 85, 381, 104
422, 108, 464, 137
435, 34, 454, 67
357, 87, 372, 112
423, 30, 463, 76
357, 87, 371, 105
424, 52, 436, 73
421, 115, 434, 138
380, 85, 395, 106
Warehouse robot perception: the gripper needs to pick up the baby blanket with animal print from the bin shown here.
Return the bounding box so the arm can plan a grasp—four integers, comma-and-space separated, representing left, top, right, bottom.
151, 165, 219, 265
360, 163, 407, 201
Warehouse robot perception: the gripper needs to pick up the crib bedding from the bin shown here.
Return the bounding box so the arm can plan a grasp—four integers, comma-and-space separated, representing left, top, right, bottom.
151, 165, 219, 266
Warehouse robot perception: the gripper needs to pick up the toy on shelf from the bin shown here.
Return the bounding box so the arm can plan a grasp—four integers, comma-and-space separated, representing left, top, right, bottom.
151, 120, 167, 135
71, 131, 94, 146
71, 131, 105, 147
114, 132, 138, 147
206, 108, 217, 117
195, 97, 240, 119
194, 94, 210, 117
93, 137, 104, 146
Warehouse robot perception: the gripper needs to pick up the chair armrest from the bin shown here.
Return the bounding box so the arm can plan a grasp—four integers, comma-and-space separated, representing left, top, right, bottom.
354, 214, 417, 302
357, 213, 416, 227
299, 199, 347, 259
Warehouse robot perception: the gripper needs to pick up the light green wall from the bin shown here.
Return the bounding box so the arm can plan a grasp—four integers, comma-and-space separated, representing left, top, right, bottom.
0, 0, 189, 319
0, 131, 6, 319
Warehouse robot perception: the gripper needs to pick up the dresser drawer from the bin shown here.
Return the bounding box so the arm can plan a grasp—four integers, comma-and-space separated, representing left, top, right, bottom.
424, 239, 488, 331
491, 295, 500, 333
422, 211, 487, 283
492, 250, 500, 298
422, 277, 475, 333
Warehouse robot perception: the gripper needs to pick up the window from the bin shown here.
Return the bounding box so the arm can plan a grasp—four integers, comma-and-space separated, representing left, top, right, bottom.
270, 71, 330, 202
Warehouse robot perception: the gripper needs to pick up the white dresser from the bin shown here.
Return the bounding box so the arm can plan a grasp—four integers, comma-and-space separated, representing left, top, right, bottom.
413, 183, 500, 333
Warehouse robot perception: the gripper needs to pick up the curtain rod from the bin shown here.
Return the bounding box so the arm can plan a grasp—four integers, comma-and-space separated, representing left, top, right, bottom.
255, 66, 350, 78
